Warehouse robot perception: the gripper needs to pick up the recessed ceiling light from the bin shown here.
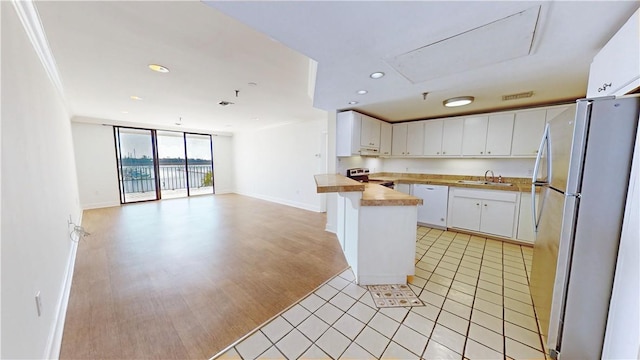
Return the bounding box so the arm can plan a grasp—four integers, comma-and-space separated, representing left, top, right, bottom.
248, 82, 258, 87
443, 96, 474, 107
148, 64, 169, 73
370, 72, 385, 79
130, 95, 143, 101
357, 90, 368, 95
349, 101, 358, 105
121, 111, 129, 114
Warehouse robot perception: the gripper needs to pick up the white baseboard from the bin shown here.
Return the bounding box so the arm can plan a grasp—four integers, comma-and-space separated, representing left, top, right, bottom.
82, 200, 120, 210
44, 212, 83, 359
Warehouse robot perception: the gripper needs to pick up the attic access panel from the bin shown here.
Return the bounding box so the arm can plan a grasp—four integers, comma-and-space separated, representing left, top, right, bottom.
386, 6, 541, 84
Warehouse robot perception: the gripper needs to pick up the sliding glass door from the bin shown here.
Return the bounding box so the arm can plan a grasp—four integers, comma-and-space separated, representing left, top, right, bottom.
157, 130, 188, 199
114, 127, 214, 203
115, 127, 159, 203
186, 133, 214, 196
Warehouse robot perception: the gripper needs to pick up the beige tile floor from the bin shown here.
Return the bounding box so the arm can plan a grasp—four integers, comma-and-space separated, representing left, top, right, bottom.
215, 227, 545, 360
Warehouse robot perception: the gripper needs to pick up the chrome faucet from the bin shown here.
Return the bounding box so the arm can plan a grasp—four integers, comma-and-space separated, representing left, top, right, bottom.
484, 170, 495, 183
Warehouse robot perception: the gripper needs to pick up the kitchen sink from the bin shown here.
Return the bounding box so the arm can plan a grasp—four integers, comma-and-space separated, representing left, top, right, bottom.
456, 180, 486, 185
456, 180, 513, 186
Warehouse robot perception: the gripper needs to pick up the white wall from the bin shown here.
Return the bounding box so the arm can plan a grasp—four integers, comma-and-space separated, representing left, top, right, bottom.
1, 3, 82, 358
233, 118, 327, 212
71, 121, 120, 209
382, 157, 535, 178
212, 134, 234, 194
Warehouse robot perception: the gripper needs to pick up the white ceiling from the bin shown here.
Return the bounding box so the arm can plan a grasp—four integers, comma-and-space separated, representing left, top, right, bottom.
36, 1, 640, 133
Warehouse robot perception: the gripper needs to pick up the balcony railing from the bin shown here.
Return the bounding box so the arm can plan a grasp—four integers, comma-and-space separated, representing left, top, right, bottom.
120, 165, 213, 194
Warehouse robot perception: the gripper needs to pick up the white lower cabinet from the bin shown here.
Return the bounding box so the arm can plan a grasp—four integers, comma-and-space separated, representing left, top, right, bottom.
448, 188, 520, 238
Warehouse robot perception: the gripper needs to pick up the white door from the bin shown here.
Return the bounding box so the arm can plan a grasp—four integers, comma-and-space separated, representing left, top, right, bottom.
442, 118, 464, 156
406, 122, 425, 156
449, 196, 481, 231
423, 120, 444, 155
486, 113, 515, 156
480, 199, 516, 237
462, 116, 489, 156
380, 121, 392, 156
511, 109, 546, 156
392, 124, 408, 156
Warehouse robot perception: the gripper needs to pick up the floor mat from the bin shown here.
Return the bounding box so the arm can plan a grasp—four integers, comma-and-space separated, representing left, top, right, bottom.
367, 284, 424, 308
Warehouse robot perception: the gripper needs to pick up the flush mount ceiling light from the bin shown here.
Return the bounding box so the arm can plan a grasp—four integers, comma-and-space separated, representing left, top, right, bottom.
121, 110, 129, 114
443, 96, 474, 107
148, 64, 169, 73
370, 72, 385, 79
349, 101, 359, 105
357, 90, 368, 95
130, 95, 143, 101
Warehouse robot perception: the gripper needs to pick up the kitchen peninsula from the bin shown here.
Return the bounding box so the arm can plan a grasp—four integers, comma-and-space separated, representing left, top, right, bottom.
314, 174, 422, 285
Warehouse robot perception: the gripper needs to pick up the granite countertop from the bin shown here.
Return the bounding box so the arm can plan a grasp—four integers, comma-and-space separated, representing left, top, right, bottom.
314, 174, 422, 206
361, 183, 423, 206
369, 173, 536, 192
314, 174, 364, 193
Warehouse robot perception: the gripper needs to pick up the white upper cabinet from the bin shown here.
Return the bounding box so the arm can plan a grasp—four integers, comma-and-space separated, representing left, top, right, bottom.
485, 114, 515, 156
462, 116, 489, 155
442, 118, 463, 156
393, 122, 424, 156
406, 122, 425, 156
360, 115, 381, 148
462, 114, 513, 156
423, 120, 444, 155
337, 111, 386, 156
337, 111, 361, 156
392, 123, 408, 156
587, 8, 640, 98
380, 121, 392, 156
511, 109, 546, 156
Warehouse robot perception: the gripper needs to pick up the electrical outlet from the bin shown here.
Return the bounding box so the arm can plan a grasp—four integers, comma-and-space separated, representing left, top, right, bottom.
35, 291, 42, 317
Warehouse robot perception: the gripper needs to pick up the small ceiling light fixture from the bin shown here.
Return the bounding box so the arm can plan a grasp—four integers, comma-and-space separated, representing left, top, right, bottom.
370, 72, 385, 79
443, 96, 474, 107
130, 95, 143, 101
357, 90, 368, 95
248, 82, 258, 87
121, 110, 129, 114
148, 64, 170, 73
348, 101, 359, 105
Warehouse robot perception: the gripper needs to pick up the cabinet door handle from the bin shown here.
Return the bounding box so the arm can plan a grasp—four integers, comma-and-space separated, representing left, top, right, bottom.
443, 151, 446, 155
488, 151, 491, 154
437, 152, 440, 154
484, 204, 487, 207
480, 151, 483, 154
476, 203, 480, 206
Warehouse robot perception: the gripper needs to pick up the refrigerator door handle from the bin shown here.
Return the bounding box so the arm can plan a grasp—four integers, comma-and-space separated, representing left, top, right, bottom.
532, 124, 550, 232
532, 123, 550, 184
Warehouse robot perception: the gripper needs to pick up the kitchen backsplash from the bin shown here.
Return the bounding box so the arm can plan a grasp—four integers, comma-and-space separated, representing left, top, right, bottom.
337, 156, 535, 178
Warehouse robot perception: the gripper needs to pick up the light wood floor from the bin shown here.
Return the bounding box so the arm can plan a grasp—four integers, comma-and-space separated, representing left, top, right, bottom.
59, 194, 348, 359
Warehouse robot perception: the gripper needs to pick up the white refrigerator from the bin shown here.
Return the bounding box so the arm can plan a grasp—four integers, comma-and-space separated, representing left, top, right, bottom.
530, 95, 640, 359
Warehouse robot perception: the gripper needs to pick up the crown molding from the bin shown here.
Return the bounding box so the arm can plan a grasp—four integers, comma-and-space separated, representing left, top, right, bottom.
12, 0, 66, 99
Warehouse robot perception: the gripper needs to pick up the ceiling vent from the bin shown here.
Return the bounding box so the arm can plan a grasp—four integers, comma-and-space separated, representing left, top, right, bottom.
219, 101, 234, 106
502, 91, 534, 101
